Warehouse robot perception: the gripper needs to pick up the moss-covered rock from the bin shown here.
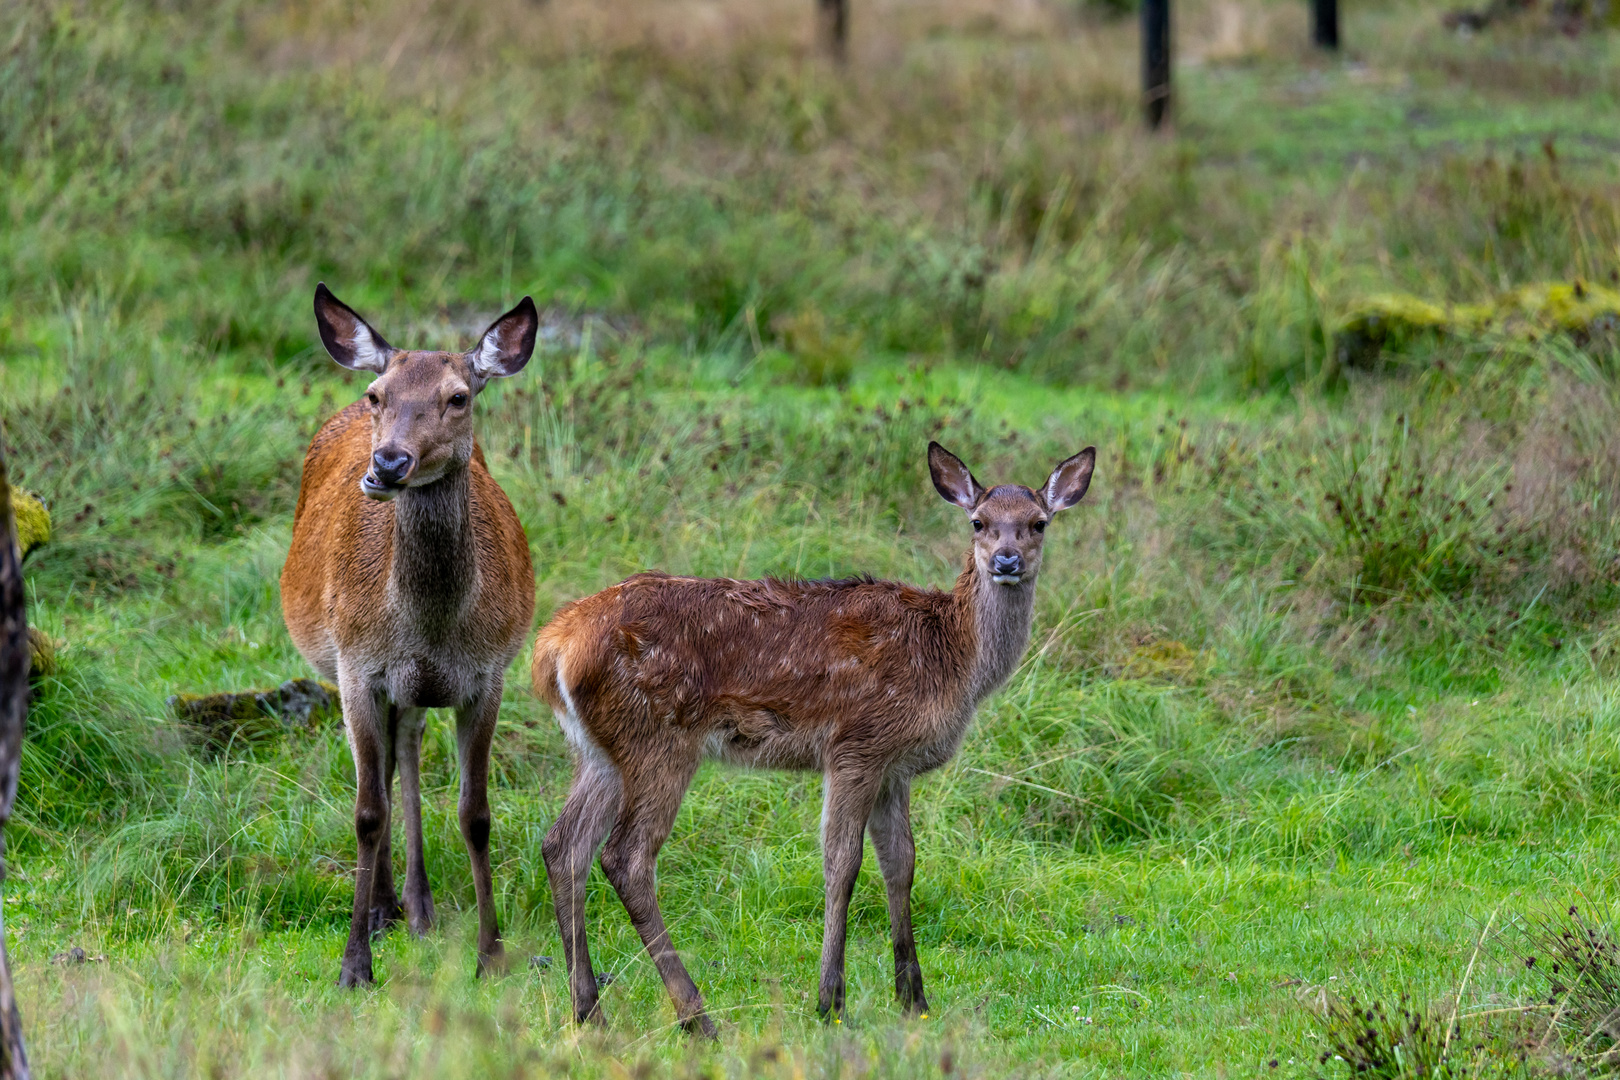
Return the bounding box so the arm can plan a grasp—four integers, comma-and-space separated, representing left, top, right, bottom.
26, 628, 56, 680
1337, 280, 1620, 368
12, 490, 49, 560
1122, 639, 1204, 683
169, 678, 340, 755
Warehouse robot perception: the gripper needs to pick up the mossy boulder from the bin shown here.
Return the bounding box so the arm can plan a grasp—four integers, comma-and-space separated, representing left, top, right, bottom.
1337, 280, 1620, 368
1122, 639, 1204, 683
26, 628, 56, 681
12, 490, 50, 560
169, 678, 340, 755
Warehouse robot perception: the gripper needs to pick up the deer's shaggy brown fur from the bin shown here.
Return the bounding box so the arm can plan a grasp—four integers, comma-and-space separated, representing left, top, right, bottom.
532, 442, 1094, 1036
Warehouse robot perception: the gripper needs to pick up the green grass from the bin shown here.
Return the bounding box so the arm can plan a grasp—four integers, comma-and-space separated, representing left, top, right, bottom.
6, 0, 1620, 1074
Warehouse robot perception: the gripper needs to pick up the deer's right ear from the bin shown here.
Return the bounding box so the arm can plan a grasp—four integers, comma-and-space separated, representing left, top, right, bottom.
928, 442, 986, 510
314, 283, 393, 373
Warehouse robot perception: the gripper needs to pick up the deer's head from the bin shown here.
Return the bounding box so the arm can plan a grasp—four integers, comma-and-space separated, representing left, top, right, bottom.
929, 442, 1095, 587
313, 284, 538, 501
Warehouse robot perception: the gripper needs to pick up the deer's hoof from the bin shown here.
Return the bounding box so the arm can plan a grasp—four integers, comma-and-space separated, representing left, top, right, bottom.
897, 984, 931, 1018
682, 1012, 719, 1040
337, 960, 374, 988
572, 990, 608, 1026
406, 898, 435, 938
475, 946, 510, 979
367, 903, 403, 939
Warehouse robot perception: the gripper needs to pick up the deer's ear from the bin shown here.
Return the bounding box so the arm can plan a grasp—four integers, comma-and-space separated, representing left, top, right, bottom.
314, 283, 393, 373
471, 296, 539, 380
1044, 447, 1096, 512
929, 442, 986, 510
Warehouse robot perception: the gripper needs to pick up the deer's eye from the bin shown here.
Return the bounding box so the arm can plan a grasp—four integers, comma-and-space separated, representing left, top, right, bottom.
971, 519, 984, 532
1032, 520, 1047, 533
449, 392, 469, 408
366, 392, 380, 406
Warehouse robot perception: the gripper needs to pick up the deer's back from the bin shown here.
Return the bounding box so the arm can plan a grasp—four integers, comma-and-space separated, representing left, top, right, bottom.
535, 572, 976, 772
281, 401, 535, 681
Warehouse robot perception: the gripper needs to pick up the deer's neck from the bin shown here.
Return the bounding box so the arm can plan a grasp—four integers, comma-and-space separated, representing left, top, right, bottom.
389, 465, 476, 634
955, 555, 1038, 704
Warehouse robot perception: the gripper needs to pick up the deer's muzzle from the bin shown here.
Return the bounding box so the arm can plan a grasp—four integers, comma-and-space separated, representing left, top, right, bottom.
991, 552, 1024, 585
362, 447, 415, 500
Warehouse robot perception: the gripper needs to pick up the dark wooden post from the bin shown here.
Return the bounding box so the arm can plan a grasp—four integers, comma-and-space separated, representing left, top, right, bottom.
817, 0, 848, 62
1312, 0, 1339, 48
1142, 0, 1171, 130
0, 440, 32, 1080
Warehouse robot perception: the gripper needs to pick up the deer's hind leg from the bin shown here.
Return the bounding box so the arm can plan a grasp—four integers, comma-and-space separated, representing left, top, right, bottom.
542, 750, 622, 1025
597, 738, 713, 1038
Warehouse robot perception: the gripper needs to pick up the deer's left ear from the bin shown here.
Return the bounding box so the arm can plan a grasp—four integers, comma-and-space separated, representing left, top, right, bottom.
1044, 447, 1095, 512
470, 296, 539, 380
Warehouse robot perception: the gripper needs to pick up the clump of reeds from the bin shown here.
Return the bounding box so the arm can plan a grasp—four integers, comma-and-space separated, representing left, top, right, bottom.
1312, 906, 1620, 1079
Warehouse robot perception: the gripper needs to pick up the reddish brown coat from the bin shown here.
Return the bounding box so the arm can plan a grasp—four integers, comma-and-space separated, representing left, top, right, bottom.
534, 569, 980, 777
282, 285, 540, 989
531, 442, 1095, 1037
283, 399, 534, 686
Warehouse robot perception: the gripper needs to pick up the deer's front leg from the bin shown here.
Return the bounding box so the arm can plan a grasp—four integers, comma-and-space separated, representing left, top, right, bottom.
868, 774, 928, 1017
368, 703, 404, 938
454, 680, 505, 977
817, 766, 883, 1021
394, 706, 434, 936
338, 670, 389, 988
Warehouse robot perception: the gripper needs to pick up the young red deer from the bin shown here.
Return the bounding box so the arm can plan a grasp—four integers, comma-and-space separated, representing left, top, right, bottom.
532, 442, 1095, 1035
282, 284, 537, 987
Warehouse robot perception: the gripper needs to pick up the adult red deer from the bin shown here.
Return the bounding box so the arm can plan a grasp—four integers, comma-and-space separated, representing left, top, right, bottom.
532, 442, 1095, 1035
282, 285, 537, 987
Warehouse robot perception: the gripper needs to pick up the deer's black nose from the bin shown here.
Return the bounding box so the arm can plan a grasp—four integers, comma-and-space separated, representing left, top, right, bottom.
370, 448, 415, 487
992, 553, 1023, 577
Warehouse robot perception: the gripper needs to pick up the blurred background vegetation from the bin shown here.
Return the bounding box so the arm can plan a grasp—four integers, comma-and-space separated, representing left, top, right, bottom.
4, 0, 1620, 1075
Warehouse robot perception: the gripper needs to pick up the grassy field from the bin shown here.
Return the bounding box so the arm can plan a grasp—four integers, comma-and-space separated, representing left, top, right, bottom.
6, 0, 1620, 1074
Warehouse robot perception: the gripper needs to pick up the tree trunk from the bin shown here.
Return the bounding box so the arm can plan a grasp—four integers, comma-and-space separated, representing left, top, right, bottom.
0, 441, 33, 1080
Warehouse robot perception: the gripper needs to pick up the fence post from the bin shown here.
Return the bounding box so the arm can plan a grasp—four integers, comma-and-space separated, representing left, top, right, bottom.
1142, 0, 1171, 129
818, 0, 848, 61
1312, 0, 1339, 48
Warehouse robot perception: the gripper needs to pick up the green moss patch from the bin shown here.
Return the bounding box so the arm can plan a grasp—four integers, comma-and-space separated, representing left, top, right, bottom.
168, 678, 340, 755
1338, 280, 1620, 367
26, 627, 55, 680
12, 489, 49, 559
